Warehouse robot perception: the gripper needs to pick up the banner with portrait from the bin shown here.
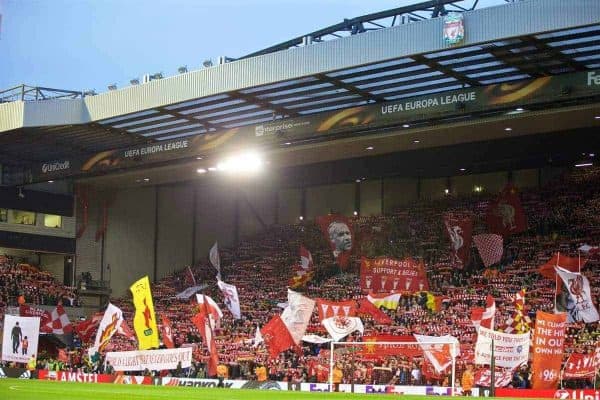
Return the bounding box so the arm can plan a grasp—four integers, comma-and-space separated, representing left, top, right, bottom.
1, 314, 40, 364
316, 214, 354, 268
360, 257, 429, 293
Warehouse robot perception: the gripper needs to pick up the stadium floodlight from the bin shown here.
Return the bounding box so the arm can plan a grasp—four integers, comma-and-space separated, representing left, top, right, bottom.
107, 84, 117, 91
150, 72, 163, 80
83, 89, 97, 96
178, 66, 188, 74
216, 151, 263, 174
203, 59, 213, 68
130, 78, 140, 85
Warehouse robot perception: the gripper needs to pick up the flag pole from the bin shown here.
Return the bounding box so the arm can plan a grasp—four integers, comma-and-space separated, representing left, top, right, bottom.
490, 339, 495, 397
329, 341, 334, 392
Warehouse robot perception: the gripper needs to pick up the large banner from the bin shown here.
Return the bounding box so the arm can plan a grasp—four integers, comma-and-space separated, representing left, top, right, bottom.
443, 214, 473, 268
1, 315, 39, 364
104, 348, 192, 371
130, 276, 160, 350
316, 214, 353, 268
360, 257, 429, 293
485, 184, 527, 237
474, 326, 530, 369
531, 311, 567, 390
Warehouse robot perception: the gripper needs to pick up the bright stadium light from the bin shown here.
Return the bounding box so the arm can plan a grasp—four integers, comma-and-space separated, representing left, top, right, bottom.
216, 151, 264, 174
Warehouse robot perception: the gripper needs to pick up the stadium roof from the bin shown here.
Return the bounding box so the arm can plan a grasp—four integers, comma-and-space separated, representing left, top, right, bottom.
0, 0, 599, 186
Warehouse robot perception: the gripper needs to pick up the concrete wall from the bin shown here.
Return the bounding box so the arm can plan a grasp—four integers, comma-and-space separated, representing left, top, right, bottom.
94, 166, 559, 297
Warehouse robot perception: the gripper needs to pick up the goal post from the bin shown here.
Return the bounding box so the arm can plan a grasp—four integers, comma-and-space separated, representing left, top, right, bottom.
329, 339, 458, 396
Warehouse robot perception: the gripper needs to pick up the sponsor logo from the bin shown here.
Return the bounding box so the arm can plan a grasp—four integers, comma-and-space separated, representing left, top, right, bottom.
554, 389, 600, 400
58, 372, 99, 383
41, 160, 70, 174
588, 71, 600, 86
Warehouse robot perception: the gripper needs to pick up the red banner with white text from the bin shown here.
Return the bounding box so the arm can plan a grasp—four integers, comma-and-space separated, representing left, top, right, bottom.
531, 311, 567, 390
38, 370, 152, 384
360, 257, 428, 293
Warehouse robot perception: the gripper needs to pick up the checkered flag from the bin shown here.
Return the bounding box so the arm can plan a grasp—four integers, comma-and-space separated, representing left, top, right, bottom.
473, 234, 503, 267
45, 305, 73, 334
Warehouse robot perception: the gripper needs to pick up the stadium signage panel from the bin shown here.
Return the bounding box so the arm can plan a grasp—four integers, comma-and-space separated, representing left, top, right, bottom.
161, 377, 289, 390
496, 388, 600, 399
37, 370, 152, 384
26, 69, 600, 183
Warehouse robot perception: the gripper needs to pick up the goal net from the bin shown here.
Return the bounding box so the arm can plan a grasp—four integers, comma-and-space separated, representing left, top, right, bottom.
327, 338, 459, 396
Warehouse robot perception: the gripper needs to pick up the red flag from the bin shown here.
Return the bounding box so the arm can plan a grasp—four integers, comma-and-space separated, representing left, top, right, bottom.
261, 315, 295, 359
160, 314, 175, 349
564, 346, 600, 379
58, 348, 69, 363
316, 214, 354, 268
473, 234, 504, 268
538, 253, 586, 279
356, 298, 393, 324
443, 213, 473, 268
20, 305, 52, 333
486, 184, 527, 236
74, 313, 103, 342
531, 311, 567, 389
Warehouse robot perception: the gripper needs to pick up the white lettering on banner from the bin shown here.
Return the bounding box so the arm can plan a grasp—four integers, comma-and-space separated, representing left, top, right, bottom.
123, 140, 189, 158
588, 71, 600, 86
41, 160, 70, 174
254, 120, 310, 137
60, 372, 98, 383
381, 92, 477, 115
105, 348, 192, 371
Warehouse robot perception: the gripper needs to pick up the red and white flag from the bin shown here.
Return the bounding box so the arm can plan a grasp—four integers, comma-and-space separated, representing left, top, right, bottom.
322, 316, 364, 342
160, 314, 175, 349
414, 334, 459, 373
475, 368, 514, 388
578, 244, 599, 255
443, 213, 472, 268
316, 298, 356, 321
300, 245, 313, 270
281, 289, 315, 345
191, 300, 219, 376
471, 294, 496, 330
473, 234, 503, 268
261, 315, 296, 359
217, 280, 241, 319
195, 294, 223, 322
504, 289, 531, 334
44, 305, 73, 334
486, 184, 527, 236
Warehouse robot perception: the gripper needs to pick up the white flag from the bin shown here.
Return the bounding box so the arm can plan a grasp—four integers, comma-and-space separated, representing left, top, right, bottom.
253, 325, 263, 348
414, 334, 460, 373
281, 289, 315, 345
475, 326, 530, 368
302, 334, 333, 344
322, 316, 364, 342
209, 242, 221, 278
217, 280, 241, 319
555, 267, 599, 323
195, 294, 223, 321
91, 303, 124, 354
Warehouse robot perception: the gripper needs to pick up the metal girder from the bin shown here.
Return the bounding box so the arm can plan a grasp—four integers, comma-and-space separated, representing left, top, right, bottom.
227, 90, 299, 118
315, 73, 386, 103
411, 54, 480, 87
155, 106, 222, 132
520, 35, 588, 73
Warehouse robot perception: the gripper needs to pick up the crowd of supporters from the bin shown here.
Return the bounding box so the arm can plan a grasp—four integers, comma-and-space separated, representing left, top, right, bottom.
1, 167, 599, 389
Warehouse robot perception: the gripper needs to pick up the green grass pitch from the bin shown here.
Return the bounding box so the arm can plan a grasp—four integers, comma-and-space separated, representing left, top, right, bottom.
0, 378, 532, 400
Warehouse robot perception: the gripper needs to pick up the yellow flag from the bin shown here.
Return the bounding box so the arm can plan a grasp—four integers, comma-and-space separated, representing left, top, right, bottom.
130, 276, 159, 350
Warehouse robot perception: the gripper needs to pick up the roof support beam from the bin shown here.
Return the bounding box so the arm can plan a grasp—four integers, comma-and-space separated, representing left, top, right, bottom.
411, 54, 481, 87
227, 91, 299, 118
315, 73, 386, 103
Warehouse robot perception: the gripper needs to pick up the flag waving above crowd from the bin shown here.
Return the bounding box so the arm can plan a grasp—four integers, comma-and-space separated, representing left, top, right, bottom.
486, 183, 527, 236
130, 276, 159, 350
316, 214, 354, 268
217, 279, 241, 319
443, 213, 472, 268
